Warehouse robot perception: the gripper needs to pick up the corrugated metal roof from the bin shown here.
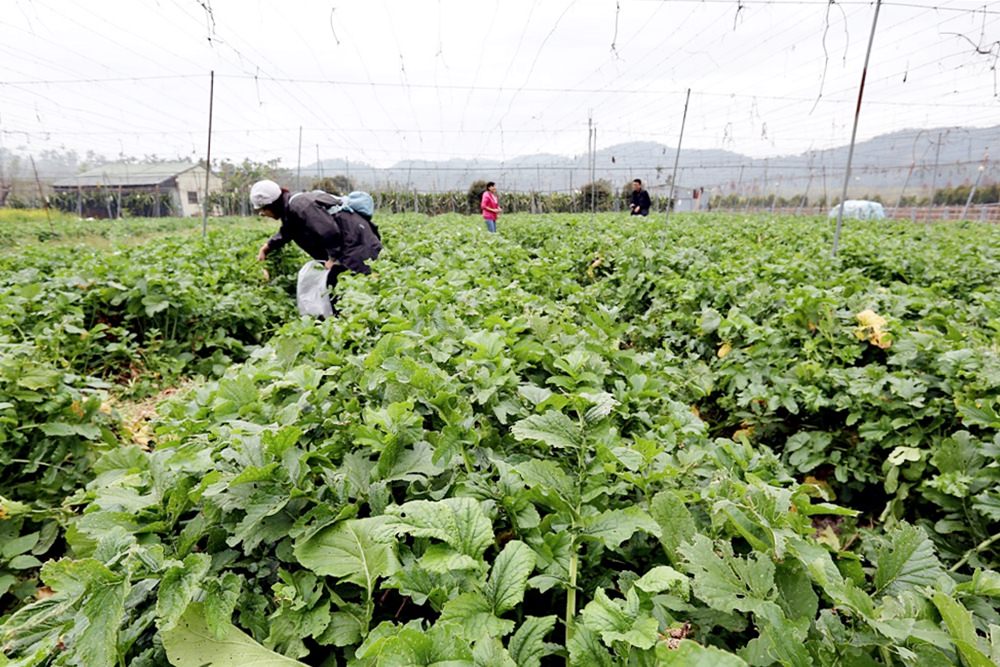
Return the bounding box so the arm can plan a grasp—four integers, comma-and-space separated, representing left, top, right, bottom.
52, 161, 201, 188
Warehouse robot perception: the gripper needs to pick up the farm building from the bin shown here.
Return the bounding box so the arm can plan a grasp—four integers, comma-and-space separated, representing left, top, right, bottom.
51, 161, 222, 218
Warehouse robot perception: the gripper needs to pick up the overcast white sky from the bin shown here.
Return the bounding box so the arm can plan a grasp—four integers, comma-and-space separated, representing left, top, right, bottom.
1, 0, 998, 169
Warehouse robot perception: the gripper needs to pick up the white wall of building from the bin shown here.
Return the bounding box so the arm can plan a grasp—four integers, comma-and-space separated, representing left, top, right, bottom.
174, 166, 223, 217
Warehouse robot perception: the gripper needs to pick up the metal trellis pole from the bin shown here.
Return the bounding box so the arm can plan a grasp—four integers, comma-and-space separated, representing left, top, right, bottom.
961, 152, 989, 220
928, 132, 943, 222
202, 70, 214, 238
832, 0, 881, 257
590, 125, 597, 220
665, 88, 691, 226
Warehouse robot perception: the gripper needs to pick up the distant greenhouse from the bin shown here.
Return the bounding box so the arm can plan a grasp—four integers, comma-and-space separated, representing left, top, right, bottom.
51, 161, 221, 218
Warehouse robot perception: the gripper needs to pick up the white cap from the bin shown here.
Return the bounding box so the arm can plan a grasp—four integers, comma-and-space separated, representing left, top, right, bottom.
250, 180, 282, 209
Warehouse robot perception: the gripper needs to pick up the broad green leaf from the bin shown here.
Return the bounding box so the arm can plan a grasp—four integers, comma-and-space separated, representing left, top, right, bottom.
8, 554, 43, 570
0, 573, 15, 598
320, 607, 365, 647
873, 523, 943, 597
511, 411, 581, 450
566, 625, 615, 667
39, 422, 101, 439
774, 561, 818, 624
213, 375, 259, 416
17, 368, 62, 390
2, 532, 39, 559
162, 602, 307, 666
293, 518, 399, 594
202, 572, 243, 640
420, 544, 481, 573
156, 553, 211, 632
957, 399, 1000, 429
655, 640, 749, 666
752, 603, 812, 667
440, 592, 515, 637
634, 566, 689, 598
437, 539, 537, 645
507, 616, 557, 667
679, 535, 776, 614
579, 391, 618, 423
716, 500, 774, 553
472, 636, 517, 667
787, 538, 875, 619
513, 459, 579, 513
483, 540, 536, 614
386, 497, 493, 560
931, 592, 995, 667
580, 588, 659, 649
354, 621, 474, 665
700, 308, 722, 334
579, 507, 660, 549
957, 569, 1000, 597
517, 384, 553, 407
381, 442, 445, 482
65, 560, 130, 667
650, 490, 697, 565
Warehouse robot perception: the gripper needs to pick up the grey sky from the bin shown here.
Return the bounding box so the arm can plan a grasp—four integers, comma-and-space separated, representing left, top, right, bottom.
1, 0, 998, 169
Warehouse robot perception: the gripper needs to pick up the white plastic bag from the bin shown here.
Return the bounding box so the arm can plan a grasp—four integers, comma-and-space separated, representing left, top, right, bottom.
296, 260, 333, 317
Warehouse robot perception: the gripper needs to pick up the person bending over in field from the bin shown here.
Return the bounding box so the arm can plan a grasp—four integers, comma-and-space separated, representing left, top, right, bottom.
251, 179, 382, 313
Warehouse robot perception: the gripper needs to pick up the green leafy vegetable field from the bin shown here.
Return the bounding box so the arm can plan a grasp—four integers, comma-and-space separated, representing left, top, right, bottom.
1, 212, 998, 666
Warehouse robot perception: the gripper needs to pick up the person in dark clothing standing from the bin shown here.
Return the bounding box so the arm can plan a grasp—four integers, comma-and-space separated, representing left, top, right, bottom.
251, 179, 381, 312
629, 179, 651, 216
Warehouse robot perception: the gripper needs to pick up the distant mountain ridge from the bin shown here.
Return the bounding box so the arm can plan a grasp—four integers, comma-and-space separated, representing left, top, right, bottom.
308, 125, 999, 198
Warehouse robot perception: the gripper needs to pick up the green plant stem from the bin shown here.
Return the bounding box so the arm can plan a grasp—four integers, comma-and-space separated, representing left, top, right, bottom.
949, 531, 1000, 573
460, 445, 474, 475
565, 547, 578, 661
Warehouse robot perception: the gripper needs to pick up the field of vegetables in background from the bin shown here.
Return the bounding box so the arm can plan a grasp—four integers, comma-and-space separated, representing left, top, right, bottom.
1, 211, 999, 667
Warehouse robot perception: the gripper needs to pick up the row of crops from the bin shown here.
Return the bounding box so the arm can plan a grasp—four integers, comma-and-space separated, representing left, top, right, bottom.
1, 212, 999, 666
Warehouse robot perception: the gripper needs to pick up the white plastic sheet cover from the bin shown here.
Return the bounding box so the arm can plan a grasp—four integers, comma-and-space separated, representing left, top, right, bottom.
828, 200, 886, 220
296, 260, 333, 317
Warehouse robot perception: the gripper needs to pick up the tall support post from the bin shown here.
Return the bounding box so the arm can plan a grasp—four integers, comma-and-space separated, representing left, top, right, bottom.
821, 164, 828, 210
797, 154, 814, 216
29, 155, 53, 235
763, 158, 769, 212
587, 115, 594, 222
665, 88, 691, 226
961, 152, 989, 220
928, 131, 943, 219
296, 126, 303, 192
590, 125, 597, 220
832, 0, 882, 257
893, 129, 927, 218
735, 164, 744, 210
569, 171, 574, 212
894, 161, 916, 218
202, 70, 214, 237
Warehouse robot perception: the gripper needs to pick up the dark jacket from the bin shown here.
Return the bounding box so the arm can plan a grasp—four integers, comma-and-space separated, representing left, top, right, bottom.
266, 191, 382, 274
630, 189, 651, 216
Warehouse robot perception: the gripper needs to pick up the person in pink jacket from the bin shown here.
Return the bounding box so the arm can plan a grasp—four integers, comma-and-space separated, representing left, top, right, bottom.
480, 181, 501, 233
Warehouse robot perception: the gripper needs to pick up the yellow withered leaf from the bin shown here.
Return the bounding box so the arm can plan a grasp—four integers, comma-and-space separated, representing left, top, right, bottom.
856, 309, 886, 329
854, 309, 891, 349
717, 342, 733, 358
